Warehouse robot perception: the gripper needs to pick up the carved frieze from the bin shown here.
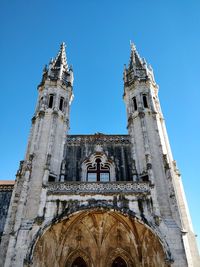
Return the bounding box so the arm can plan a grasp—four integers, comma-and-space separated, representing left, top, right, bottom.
66, 135, 130, 145
47, 181, 150, 195
0, 184, 14, 191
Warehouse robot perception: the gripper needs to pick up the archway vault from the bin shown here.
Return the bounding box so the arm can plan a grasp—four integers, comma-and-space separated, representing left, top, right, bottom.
30, 209, 171, 267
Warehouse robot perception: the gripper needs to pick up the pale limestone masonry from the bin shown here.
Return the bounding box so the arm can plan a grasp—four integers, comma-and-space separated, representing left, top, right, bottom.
0, 43, 199, 267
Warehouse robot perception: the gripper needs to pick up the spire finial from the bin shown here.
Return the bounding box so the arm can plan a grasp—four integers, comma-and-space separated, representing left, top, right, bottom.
59, 42, 67, 64
130, 40, 136, 51
51, 42, 68, 69
60, 42, 66, 51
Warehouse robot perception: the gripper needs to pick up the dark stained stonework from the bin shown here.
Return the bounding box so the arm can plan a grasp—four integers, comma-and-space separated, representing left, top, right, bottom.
0, 182, 14, 243
64, 134, 133, 182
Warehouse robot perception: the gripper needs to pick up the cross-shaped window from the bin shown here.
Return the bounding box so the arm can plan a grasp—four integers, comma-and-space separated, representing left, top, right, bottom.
87, 158, 110, 182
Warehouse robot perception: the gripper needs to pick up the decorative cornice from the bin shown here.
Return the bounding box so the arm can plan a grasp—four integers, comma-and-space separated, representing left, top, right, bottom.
0, 184, 14, 191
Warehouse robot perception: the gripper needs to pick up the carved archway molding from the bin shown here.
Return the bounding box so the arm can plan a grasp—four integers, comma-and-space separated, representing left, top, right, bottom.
81, 151, 116, 181
24, 203, 173, 266
106, 248, 135, 267
65, 248, 92, 267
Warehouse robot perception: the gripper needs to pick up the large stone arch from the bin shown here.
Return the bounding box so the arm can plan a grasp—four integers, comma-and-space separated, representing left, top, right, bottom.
26, 206, 172, 267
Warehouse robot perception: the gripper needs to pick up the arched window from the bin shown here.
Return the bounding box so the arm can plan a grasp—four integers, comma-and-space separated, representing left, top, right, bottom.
71, 257, 87, 267
39, 96, 43, 110
143, 94, 148, 108
112, 257, 127, 267
132, 96, 137, 111
59, 97, 64, 111
82, 152, 115, 182
48, 94, 54, 108
87, 158, 110, 182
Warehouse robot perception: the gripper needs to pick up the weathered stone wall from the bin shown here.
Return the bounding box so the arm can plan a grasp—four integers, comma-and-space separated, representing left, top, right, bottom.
0, 188, 13, 243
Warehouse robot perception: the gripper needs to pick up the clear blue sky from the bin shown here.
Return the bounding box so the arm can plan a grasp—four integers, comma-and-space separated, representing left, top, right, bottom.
1, 0, 200, 251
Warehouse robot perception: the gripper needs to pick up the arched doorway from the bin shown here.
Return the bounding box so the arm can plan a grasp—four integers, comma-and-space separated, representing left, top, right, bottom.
71, 257, 87, 267
112, 257, 127, 267
32, 210, 170, 267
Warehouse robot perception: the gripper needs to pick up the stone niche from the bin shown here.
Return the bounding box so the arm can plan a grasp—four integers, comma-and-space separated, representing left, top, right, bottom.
32, 210, 169, 267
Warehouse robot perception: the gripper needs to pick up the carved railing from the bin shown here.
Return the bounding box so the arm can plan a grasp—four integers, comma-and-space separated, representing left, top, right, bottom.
47, 181, 150, 195
66, 134, 130, 145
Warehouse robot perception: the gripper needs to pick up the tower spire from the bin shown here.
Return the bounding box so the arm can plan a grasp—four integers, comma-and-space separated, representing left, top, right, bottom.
53, 42, 68, 69
129, 41, 144, 69
123, 42, 155, 85
41, 42, 73, 87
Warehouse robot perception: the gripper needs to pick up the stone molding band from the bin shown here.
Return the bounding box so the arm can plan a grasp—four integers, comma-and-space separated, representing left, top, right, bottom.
47, 181, 150, 195
0, 185, 14, 191
66, 135, 130, 145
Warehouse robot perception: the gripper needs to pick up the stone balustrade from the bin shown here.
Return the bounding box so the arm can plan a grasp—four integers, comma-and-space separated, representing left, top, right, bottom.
47, 181, 150, 195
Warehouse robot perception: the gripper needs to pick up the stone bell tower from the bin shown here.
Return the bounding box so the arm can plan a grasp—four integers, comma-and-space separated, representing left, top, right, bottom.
24, 42, 74, 217
0, 43, 74, 266
123, 43, 200, 266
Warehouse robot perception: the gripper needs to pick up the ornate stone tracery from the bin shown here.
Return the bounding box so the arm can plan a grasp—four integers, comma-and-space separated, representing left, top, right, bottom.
65, 249, 91, 267
81, 152, 116, 182
66, 134, 130, 145
47, 181, 150, 195
107, 249, 134, 267
31, 209, 171, 267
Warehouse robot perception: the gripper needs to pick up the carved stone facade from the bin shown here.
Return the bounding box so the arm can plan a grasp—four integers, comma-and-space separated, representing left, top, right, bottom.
64, 134, 132, 182
32, 210, 169, 267
0, 43, 199, 267
0, 181, 14, 243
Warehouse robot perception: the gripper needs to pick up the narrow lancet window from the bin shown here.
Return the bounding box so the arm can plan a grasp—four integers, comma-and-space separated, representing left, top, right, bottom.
132, 97, 137, 111
59, 97, 64, 111
39, 97, 43, 109
143, 94, 148, 108
48, 94, 54, 108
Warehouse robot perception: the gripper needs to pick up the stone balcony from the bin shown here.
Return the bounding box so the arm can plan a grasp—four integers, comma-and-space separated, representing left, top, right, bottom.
47, 181, 151, 196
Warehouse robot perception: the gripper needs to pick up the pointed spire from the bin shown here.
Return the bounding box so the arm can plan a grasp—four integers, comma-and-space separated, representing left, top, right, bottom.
129, 41, 143, 69
123, 42, 156, 85
130, 41, 136, 51
40, 43, 74, 87
53, 42, 68, 70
